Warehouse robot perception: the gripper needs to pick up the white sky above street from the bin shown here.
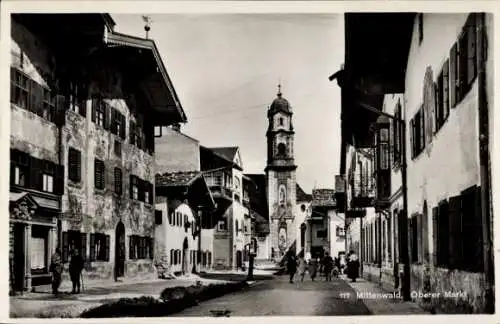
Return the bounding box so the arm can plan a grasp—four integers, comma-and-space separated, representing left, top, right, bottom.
112, 13, 344, 193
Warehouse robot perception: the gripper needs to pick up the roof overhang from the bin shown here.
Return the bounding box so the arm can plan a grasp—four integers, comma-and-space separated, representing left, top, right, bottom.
12, 14, 186, 126
156, 173, 215, 210
332, 13, 415, 150
105, 31, 187, 125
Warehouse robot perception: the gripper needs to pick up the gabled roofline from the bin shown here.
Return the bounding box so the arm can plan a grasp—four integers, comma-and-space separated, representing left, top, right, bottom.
105, 30, 187, 123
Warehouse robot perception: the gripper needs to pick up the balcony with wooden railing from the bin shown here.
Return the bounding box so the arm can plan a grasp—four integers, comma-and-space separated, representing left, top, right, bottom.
203, 170, 233, 202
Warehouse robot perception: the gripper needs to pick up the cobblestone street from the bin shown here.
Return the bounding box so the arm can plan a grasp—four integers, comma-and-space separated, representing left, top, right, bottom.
174, 274, 372, 316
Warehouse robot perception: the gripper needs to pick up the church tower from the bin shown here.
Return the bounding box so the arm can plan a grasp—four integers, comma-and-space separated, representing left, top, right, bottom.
265, 85, 297, 260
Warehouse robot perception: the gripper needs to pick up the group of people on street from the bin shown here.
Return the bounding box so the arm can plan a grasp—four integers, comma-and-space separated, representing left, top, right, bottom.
49, 248, 85, 295
286, 250, 360, 284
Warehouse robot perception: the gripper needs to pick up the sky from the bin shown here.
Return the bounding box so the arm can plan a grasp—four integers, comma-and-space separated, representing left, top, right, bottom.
112, 14, 344, 194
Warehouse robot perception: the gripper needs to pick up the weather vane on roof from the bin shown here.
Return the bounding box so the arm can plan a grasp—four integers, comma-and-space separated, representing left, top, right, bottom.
277, 79, 282, 97
142, 15, 153, 39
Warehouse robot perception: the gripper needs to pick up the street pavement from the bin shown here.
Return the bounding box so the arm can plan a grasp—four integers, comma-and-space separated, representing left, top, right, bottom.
174, 274, 372, 316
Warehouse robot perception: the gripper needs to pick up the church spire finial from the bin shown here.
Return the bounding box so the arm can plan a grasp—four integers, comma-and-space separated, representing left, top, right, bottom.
277, 81, 282, 97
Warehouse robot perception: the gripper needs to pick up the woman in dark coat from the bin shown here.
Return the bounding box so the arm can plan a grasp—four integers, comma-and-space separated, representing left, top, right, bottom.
347, 251, 360, 282
69, 249, 84, 294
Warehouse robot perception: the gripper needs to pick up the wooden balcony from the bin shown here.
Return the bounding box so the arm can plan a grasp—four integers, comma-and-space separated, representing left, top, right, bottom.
209, 185, 233, 202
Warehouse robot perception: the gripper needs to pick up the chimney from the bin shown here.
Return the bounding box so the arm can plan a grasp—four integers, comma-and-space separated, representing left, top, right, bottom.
171, 123, 181, 132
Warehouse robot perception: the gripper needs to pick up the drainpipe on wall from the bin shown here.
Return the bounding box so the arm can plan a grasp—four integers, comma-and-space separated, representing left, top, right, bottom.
476, 13, 494, 314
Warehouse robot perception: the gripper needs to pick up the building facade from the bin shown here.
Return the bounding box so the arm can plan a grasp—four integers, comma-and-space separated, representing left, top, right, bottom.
265, 88, 298, 261
9, 14, 187, 292
201, 146, 248, 270
154, 171, 215, 276
335, 12, 494, 314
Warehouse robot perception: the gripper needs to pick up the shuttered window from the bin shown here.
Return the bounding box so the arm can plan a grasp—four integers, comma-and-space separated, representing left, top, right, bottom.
448, 196, 462, 269
110, 108, 125, 138
410, 118, 415, 159
129, 235, 153, 260
94, 159, 105, 190
461, 186, 484, 272
62, 230, 87, 263
114, 168, 122, 195
89, 233, 110, 262
436, 200, 450, 267
68, 147, 81, 183
450, 43, 459, 108
155, 210, 163, 225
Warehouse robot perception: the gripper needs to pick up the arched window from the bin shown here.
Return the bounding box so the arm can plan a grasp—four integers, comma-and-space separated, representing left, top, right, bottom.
279, 185, 286, 205
279, 117, 284, 126
277, 143, 287, 156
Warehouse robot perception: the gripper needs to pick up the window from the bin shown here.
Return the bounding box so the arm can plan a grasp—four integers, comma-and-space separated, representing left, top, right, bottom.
11, 150, 28, 187
94, 159, 105, 190
154, 126, 162, 137
130, 175, 139, 200
155, 210, 163, 225
129, 235, 153, 260
90, 233, 110, 261
143, 181, 153, 204
450, 14, 479, 108
10, 68, 65, 124
130, 121, 136, 145
433, 200, 450, 268
31, 225, 49, 274
392, 102, 402, 166
114, 168, 122, 195
91, 96, 107, 128
418, 13, 424, 44
110, 108, 126, 139
11, 68, 29, 110
68, 147, 81, 183
41, 161, 55, 193
62, 230, 87, 263
69, 82, 87, 117
114, 140, 122, 157
42, 88, 57, 123
411, 106, 425, 158
218, 219, 228, 231
235, 220, 239, 234
277, 143, 287, 156
435, 60, 450, 132
279, 117, 283, 126
460, 186, 483, 272
43, 173, 54, 193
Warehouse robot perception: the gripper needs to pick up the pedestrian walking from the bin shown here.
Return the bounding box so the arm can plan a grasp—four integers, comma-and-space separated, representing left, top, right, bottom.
347, 251, 360, 282
69, 249, 84, 294
321, 252, 334, 282
297, 255, 307, 282
50, 248, 63, 295
308, 257, 318, 281
286, 253, 297, 284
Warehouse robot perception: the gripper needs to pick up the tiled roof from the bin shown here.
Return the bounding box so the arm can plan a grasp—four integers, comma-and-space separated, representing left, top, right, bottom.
312, 188, 336, 207
296, 184, 312, 202
155, 171, 201, 187
208, 147, 239, 163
